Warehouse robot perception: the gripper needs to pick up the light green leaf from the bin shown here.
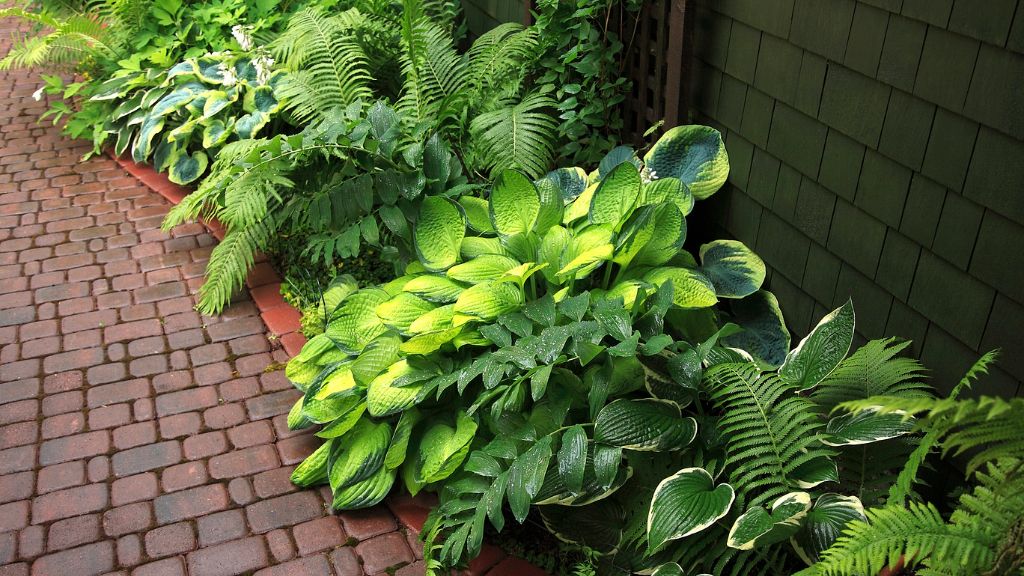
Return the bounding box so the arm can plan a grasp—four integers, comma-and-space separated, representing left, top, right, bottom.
641, 176, 694, 215
699, 240, 766, 299
594, 399, 697, 451
366, 360, 429, 417
400, 325, 462, 355
461, 237, 512, 260
385, 408, 422, 470
328, 418, 390, 492
590, 162, 641, 228
727, 492, 812, 550
415, 196, 465, 272
643, 267, 718, 309
453, 282, 524, 323
375, 293, 435, 334
408, 304, 455, 334
447, 254, 521, 284
822, 409, 914, 446
490, 170, 540, 236
459, 196, 494, 233
290, 439, 331, 487
648, 467, 735, 551
780, 300, 855, 391
350, 333, 400, 384
325, 289, 390, 352
644, 125, 729, 200
332, 465, 396, 510
314, 398, 366, 439
417, 411, 478, 484
791, 493, 866, 565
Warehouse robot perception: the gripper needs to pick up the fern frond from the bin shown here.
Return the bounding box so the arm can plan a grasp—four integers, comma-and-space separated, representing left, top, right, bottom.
469, 91, 558, 179
196, 222, 271, 315
466, 23, 538, 97
0, 8, 120, 70
812, 338, 931, 412
396, 0, 468, 129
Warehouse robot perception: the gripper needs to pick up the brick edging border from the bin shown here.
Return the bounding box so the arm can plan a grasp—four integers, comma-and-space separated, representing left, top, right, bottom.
107, 152, 548, 576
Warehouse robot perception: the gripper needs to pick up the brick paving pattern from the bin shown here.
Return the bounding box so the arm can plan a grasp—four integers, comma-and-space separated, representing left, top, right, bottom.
0, 17, 431, 576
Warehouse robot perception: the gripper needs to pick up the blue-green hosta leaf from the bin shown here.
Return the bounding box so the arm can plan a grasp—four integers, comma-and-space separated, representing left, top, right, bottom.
151, 87, 196, 116
165, 60, 197, 81
791, 455, 840, 489
721, 290, 791, 368
131, 115, 165, 162
233, 57, 257, 83
648, 467, 735, 551
594, 399, 697, 451
416, 411, 478, 484
325, 288, 390, 352
250, 85, 280, 114
558, 425, 588, 494
699, 240, 766, 299
167, 151, 207, 185
366, 360, 429, 417
375, 293, 435, 334
644, 125, 729, 200
590, 162, 641, 228
453, 282, 524, 324
461, 237, 511, 260
332, 465, 396, 510
384, 408, 421, 470
727, 492, 812, 550
202, 90, 234, 118
780, 300, 855, 391
791, 493, 866, 565
507, 436, 553, 523
597, 146, 640, 180
536, 166, 588, 203
643, 267, 718, 309
447, 254, 521, 284
403, 276, 464, 304
415, 197, 465, 272
194, 57, 229, 83
458, 196, 494, 233
539, 499, 624, 553
822, 409, 914, 446
235, 111, 270, 139
490, 170, 540, 236
328, 418, 391, 492
201, 119, 231, 148
640, 176, 694, 215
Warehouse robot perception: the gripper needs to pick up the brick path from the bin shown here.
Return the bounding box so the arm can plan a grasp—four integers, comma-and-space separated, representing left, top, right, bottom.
0, 18, 429, 576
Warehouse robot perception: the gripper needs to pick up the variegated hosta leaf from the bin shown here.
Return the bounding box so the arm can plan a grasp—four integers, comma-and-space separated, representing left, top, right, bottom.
131, 115, 165, 162
384, 408, 421, 470
314, 398, 365, 439
640, 176, 694, 216
643, 125, 729, 200
790, 455, 840, 489
290, 439, 331, 486
249, 85, 280, 114
416, 411, 478, 484
202, 90, 234, 118
332, 465, 395, 510
151, 87, 196, 116
589, 161, 641, 228
400, 326, 462, 355
365, 359, 431, 417
630, 203, 686, 268
539, 499, 624, 553
325, 288, 390, 352
349, 333, 400, 385
593, 399, 697, 451
461, 237, 511, 260
534, 447, 632, 506
727, 492, 812, 550
202, 119, 232, 148
327, 418, 391, 493
790, 493, 866, 565
458, 196, 494, 233
563, 181, 597, 223
447, 254, 521, 283
536, 166, 588, 204
699, 239, 766, 299
415, 197, 465, 272
375, 293, 434, 334
647, 467, 735, 551
780, 300, 855, 391
596, 145, 640, 180
721, 290, 791, 368
167, 151, 208, 185
452, 281, 524, 324
490, 169, 540, 236
407, 304, 455, 335
643, 267, 718, 309
822, 408, 913, 446
235, 111, 270, 139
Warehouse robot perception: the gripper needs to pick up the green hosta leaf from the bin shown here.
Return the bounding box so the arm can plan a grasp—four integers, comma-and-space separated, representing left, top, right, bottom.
597, 146, 639, 179
644, 125, 729, 200
650, 564, 689, 576
408, 304, 455, 334
332, 465, 396, 510
328, 418, 390, 492
326, 289, 389, 352
290, 439, 331, 487
590, 162, 641, 228
366, 360, 429, 417
287, 398, 313, 431
727, 492, 812, 550
385, 408, 421, 470
780, 300, 855, 391
202, 119, 231, 148
791, 455, 840, 489
167, 151, 207, 185
417, 411, 478, 484
459, 196, 494, 233
375, 293, 435, 334
632, 203, 686, 268
699, 240, 766, 299
461, 237, 511, 260
534, 170, 565, 235
314, 398, 366, 439
558, 225, 615, 280
537, 166, 588, 203
643, 267, 718, 309
721, 290, 791, 368
822, 409, 914, 446
791, 493, 867, 565
648, 467, 735, 551
453, 282, 524, 323
235, 111, 270, 139
400, 326, 462, 355
415, 197, 465, 272
507, 436, 553, 523
490, 170, 540, 236
447, 254, 521, 284
403, 276, 465, 304
538, 225, 569, 283
594, 399, 697, 451
558, 425, 588, 494
539, 499, 624, 553
563, 182, 597, 223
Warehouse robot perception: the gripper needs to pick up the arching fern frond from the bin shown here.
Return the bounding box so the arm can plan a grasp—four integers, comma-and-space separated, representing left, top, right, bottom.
197, 222, 271, 315
466, 23, 538, 98
812, 338, 931, 412
396, 0, 468, 130
0, 8, 122, 70
469, 91, 558, 179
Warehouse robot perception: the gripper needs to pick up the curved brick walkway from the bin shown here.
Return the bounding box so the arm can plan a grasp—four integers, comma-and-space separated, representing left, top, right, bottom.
0, 20, 434, 576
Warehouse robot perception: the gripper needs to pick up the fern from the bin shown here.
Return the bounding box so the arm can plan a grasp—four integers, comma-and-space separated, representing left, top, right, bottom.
465, 23, 538, 100
469, 91, 559, 179
0, 7, 122, 70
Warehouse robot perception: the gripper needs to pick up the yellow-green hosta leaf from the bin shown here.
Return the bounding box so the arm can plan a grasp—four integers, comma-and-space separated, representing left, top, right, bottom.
403, 275, 465, 304
314, 397, 365, 439
447, 254, 521, 284
643, 267, 718, 309
641, 176, 694, 215
594, 399, 697, 451
538, 225, 570, 283
602, 280, 645, 309
285, 359, 320, 390
415, 196, 465, 272
459, 196, 494, 233
400, 325, 462, 355
558, 225, 615, 280
498, 262, 547, 286
779, 300, 855, 391
384, 408, 421, 470
727, 492, 812, 550
290, 439, 331, 487
791, 493, 867, 565
286, 397, 313, 431
721, 291, 791, 368
366, 360, 431, 417
647, 467, 735, 551
633, 203, 686, 267
381, 275, 416, 296
332, 464, 396, 510
327, 418, 391, 492
408, 304, 455, 334
167, 151, 208, 185
490, 170, 540, 236
326, 288, 390, 352
312, 365, 356, 399
416, 411, 478, 484
375, 293, 435, 334
453, 281, 524, 322
350, 333, 401, 385
699, 239, 766, 299
644, 125, 729, 200
460, 237, 511, 260
533, 170, 570, 234
590, 162, 641, 228
151, 87, 196, 116
563, 182, 597, 223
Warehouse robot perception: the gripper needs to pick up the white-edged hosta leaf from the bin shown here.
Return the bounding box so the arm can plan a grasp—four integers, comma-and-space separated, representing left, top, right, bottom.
780, 300, 855, 391
375, 293, 435, 334
594, 399, 697, 451
647, 467, 735, 551
791, 455, 840, 489
415, 196, 465, 272
540, 499, 624, 553
589, 162, 641, 228
822, 408, 914, 446
490, 170, 540, 236
416, 411, 478, 484
727, 492, 812, 550
721, 290, 791, 368
447, 254, 521, 284
699, 239, 766, 299
643, 267, 718, 309
643, 125, 729, 200
791, 493, 866, 565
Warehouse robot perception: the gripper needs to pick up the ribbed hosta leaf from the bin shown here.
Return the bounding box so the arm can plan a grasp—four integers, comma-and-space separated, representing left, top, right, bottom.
328, 418, 391, 492
699, 240, 766, 299
453, 281, 523, 323
402, 275, 465, 304
384, 408, 421, 470
647, 467, 735, 551
643, 125, 729, 200
822, 409, 914, 446
780, 300, 855, 391
791, 493, 866, 565
489, 170, 539, 236
325, 289, 390, 352
589, 162, 641, 228
332, 465, 396, 509
366, 360, 430, 417
643, 267, 718, 309
594, 399, 697, 451
415, 196, 465, 272
727, 492, 812, 550
375, 293, 435, 334
558, 425, 588, 494
459, 196, 494, 233
447, 254, 521, 283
